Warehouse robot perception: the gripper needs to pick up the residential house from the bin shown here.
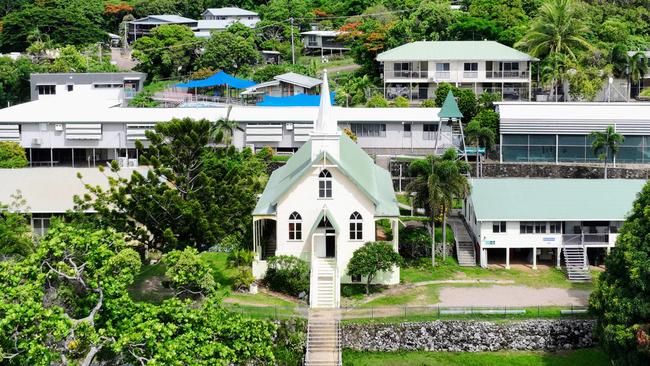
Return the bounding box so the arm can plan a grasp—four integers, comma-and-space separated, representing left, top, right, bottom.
128, 15, 198, 42
464, 178, 645, 280
301, 31, 349, 57
241, 72, 322, 101
376, 41, 538, 101
497, 102, 650, 164
261, 50, 281, 65
195, 7, 260, 34
251, 71, 400, 308
30, 72, 146, 101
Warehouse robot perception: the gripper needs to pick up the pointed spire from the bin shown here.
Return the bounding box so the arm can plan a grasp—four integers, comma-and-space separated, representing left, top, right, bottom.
314, 69, 336, 134
438, 90, 463, 120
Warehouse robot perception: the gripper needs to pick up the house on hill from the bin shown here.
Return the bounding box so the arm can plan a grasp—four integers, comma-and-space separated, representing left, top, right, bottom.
251, 71, 400, 308
241, 72, 323, 102
195, 7, 260, 35
128, 15, 198, 41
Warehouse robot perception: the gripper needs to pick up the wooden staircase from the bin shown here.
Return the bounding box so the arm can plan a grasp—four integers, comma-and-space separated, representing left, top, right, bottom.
311, 258, 337, 308
449, 216, 476, 266
304, 311, 342, 366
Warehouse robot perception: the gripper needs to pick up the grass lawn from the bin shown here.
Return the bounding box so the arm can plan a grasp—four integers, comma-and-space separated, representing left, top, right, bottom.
360, 285, 441, 307
396, 193, 411, 206
400, 257, 597, 291
299, 55, 357, 71
342, 349, 610, 366
129, 252, 298, 308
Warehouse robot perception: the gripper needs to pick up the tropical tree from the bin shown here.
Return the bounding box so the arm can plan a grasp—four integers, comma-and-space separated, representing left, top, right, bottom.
465, 119, 496, 178
627, 51, 648, 99
590, 126, 624, 179
590, 181, 650, 366
347, 241, 403, 295
132, 24, 200, 80
515, 0, 592, 60
407, 149, 470, 264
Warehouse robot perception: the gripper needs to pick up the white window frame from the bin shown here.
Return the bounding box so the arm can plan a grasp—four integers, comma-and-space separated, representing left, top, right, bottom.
349, 212, 363, 240
318, 169, 332, 198
288, 212, 302, 240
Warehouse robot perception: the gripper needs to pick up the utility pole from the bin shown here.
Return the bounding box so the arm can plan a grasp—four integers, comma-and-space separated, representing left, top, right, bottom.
290, 17, 295, 64
123, 21, 128, 51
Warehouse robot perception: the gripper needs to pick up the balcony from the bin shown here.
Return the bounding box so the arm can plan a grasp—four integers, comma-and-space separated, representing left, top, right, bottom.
463, 71, 478, 78
384, 69, 531, 82
562, 233, 611, 246
486, 71, 530, 79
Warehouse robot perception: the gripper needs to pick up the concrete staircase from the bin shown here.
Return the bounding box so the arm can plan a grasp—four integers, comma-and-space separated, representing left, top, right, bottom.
312, 259, 337, 308
449, 217, 476, 266
562, 244, 591, 281
304, 311, 342, 366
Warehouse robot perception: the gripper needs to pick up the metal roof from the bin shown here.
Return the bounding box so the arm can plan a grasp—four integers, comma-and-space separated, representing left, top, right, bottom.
377, 41, 538, 62
497, 102, 650, 135
253, 134, 399, 217
0, 167, 147, 213
131, 15, 197, 24
470, 178, 646, 221
300, 31, 342, 37
274, 72, 322, 89
202, 7, 258, 17
195, 18, 258, 30
438, 91, 463, 119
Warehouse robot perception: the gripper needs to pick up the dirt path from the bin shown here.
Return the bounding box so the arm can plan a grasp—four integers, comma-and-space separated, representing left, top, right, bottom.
437, 285, 591, 307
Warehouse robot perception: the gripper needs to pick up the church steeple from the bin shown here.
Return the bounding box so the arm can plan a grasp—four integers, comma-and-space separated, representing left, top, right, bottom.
310, 69, 340, 160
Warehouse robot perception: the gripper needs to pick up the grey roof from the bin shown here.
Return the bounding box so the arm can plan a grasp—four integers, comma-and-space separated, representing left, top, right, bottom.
470, 178, 646, 221
274, 72, 322, 89
377, 41, 538, 62
131, 15, 197, 25
253, 134, 399, 217
203, 7, 258, 17
195, 18, 258, 30
0, 167, 147, 213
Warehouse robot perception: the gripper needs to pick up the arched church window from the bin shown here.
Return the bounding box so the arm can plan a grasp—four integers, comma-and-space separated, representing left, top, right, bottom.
350, 211, 363, 240
289, 212, 302, 240
319, 169, 332, 198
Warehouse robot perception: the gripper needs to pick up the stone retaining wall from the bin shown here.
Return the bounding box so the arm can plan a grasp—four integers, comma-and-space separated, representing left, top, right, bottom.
480, 163, 650, 179
342, 320, 595, 352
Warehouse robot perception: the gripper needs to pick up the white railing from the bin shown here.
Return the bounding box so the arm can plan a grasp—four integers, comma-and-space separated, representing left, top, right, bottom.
383, 70, 530, 81
563, 233, 609, 245
435, 71, 451, 79
463, 71, 478, 78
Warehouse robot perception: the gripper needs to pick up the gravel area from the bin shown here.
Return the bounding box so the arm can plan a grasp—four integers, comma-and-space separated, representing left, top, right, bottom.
437, 285, 591, 307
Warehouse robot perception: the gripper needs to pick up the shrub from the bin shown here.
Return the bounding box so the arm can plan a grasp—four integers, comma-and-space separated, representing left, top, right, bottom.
227, 248, 254, 269
232, 268, 255, 291
399, 226, 432, 260
343, 127, 358, 142
421, 99, 436, 107
164, 247, 216, 297
263, 255, 310, 297
256, 146, 274, 162
365, 93, 389, 107
392, 95, 409, 107
347, 241, 403, 295
0, 141, 28, 168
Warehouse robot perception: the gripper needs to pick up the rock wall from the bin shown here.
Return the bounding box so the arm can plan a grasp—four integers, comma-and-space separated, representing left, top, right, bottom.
342, 320, 595, 352
480, 163, 650, 179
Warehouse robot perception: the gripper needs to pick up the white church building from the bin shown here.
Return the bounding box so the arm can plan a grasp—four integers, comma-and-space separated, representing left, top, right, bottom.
251, 71, 400, 308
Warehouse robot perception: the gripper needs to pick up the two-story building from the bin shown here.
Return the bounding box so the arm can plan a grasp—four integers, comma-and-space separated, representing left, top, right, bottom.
377, 41, 537, 101
300, 31, 349, 58
128, 15, 198, 42
195, 7, 260, 35
30, 72, 146, 101
464, 178, 645, 280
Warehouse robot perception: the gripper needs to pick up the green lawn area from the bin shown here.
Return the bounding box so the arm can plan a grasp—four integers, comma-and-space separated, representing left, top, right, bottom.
396, 193, 411, 206
360, 285, 441, 307
342, 349, 610, 366
299, 55, 357, 72
400, 257, 597, 291
129, 252, 298, 308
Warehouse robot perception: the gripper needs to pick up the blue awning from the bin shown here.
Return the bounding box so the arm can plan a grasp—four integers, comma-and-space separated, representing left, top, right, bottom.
257, 92, 335, 107
175, 71, 256, 89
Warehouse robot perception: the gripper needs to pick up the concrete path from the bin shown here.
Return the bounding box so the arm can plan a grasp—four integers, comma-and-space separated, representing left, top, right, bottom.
437, 285, 591, 307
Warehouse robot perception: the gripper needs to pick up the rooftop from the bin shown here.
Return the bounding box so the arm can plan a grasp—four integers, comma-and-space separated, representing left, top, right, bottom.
470, 178, 646, 221
274, 72, 322, 89
300, 30, 342, 37
203, 7, 258, 16
131, 15, 197, 24
376, 41, 538, 62
195, 18, 258, 30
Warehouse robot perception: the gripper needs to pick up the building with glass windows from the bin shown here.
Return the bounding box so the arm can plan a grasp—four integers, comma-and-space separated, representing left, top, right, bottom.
498, 102, 650, 164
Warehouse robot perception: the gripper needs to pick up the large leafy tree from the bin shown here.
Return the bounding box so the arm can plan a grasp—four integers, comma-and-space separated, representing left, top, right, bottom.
132, 24, 201, 80
590, 181, 650, 366
76, 118, 267, 252
0, 220, 277, 365
347, 241, 403, 295
0, 5, 106, 52
465, 118, 496, 178
0, 55, 40, 109
196, 31, 260, 75
590, 125, 624, 179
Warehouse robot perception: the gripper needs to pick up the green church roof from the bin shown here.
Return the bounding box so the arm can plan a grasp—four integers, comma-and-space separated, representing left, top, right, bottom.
470, 178, 646, 221
438, 91, 463, 119
253, 133, 399, 217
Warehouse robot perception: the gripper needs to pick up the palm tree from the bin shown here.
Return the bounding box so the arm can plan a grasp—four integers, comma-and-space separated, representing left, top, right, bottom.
407, 149, 469, 264
515, 0, 592, 61
627, 51, 648, 99
211, 105, 242, 145
590, 126, 624, 179
465, 119, 495, 178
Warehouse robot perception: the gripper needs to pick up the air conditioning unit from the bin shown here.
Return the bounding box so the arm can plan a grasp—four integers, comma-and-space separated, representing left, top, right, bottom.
54, 123, 63, 131
31, 138, 42, 145
128, 158, 138, 167
286, 122, 294, 131
118, 157, 128, 167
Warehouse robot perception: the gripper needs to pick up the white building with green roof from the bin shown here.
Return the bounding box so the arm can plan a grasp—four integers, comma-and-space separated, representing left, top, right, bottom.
376, 41, 537, 102
464, 178, 645, 280
251, 71, 400, 308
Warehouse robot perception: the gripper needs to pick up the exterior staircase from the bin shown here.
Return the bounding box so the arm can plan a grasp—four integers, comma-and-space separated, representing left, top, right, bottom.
311, 258, 338, 308
562, 242, 591, 281
449, 216, 476, 266
304, 310, 342, 366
